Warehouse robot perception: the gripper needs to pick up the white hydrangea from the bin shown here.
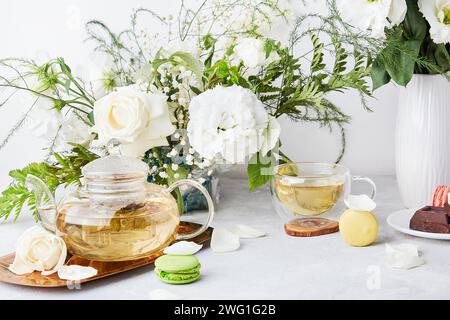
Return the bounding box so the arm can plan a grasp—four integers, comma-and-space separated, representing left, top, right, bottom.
187, 85, 280, 164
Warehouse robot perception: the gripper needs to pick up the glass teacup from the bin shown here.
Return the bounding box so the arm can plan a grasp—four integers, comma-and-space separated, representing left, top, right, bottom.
270, 162, 376, 222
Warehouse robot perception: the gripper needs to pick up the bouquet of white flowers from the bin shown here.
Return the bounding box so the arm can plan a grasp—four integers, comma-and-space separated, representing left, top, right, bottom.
0, 0, 376, 220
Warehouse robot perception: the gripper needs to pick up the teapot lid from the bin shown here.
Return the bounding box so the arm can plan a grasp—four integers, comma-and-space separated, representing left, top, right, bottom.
82, 155, 149, 179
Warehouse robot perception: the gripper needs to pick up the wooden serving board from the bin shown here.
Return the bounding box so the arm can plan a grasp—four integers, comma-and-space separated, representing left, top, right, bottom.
0, 222, 212, 288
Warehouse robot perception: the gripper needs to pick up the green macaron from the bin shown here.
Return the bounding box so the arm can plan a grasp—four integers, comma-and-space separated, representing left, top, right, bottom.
154, 255, 201, 284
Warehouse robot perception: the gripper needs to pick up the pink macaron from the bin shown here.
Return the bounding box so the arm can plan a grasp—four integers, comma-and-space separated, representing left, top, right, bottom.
432, 185, 450, 207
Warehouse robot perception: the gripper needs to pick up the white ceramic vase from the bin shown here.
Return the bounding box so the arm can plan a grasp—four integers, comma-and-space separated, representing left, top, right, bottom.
396, 74, 450, 208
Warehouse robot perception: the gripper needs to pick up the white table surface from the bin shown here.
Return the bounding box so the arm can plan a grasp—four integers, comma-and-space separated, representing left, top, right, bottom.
0, 175, 449, 300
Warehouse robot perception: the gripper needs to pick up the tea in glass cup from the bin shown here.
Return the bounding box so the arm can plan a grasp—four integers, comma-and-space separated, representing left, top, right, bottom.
270, 163, 376, 236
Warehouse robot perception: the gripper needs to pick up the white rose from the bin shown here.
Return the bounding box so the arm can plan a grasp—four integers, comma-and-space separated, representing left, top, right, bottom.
187, 85, 280, 164
338, 0, 406, 38
9, 226, 67, 276
418, 0, 450, 44
93, 86, 176, 157
234, 38, 268, 68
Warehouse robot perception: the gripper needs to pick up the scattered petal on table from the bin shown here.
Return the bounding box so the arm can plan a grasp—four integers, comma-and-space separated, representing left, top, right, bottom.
344, 194, 376, 212
149, 288, 182, 300
232, 224, 266, 238
385, 243, 425, 270
57, 265, 98, 281
163, 241, 203, 255
211, 227, 240, 253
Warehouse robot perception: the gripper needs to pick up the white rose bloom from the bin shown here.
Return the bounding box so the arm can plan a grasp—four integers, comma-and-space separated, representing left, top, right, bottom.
9, 226, 67, 276
93, 86, 176, 157
338, 0, 407, 38
187, 85, 280, 164
419, 0, 450, 44
234, 38, 268, 68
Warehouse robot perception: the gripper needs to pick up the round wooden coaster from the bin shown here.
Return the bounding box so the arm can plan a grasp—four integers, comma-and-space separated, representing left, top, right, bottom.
284, 217, 339, 237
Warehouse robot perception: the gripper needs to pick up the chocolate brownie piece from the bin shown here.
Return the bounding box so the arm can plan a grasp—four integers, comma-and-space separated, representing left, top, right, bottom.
410, 206, 450, 233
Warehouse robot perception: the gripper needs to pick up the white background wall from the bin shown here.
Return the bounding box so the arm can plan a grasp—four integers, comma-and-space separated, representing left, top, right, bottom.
0, 0, 399, 190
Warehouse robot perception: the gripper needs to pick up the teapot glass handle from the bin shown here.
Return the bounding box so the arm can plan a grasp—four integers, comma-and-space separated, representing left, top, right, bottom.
167, 179, 215, 240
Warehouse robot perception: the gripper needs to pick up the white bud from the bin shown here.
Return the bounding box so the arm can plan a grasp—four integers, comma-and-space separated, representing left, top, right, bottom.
168, 148, 177, 157
158, 171, 169, 179
171, 163, 179, 171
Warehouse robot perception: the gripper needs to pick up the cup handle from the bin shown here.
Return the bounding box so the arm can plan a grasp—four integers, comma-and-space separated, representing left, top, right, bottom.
351, 176, 377, 200
167, 179, 215, 240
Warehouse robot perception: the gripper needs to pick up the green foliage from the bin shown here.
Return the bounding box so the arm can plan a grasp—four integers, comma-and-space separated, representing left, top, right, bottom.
0, 145, 99, 222
53, 144, 99, 186
310, 34, 325, 72
247, 153, 276, 192
0, 163, 59, 222
372, 0, 450, 89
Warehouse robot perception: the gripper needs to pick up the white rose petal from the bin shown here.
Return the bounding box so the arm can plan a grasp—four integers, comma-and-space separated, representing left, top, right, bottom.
9, 226, 67, 276
93, 86, 175, 157
418, 0, 450, 44
344, 194, 377, 212
232, 224, 266, 239
211, 227, 240, 253
57, 265, 98, 281
163, 241, 203, 255
385, 243, 425, 270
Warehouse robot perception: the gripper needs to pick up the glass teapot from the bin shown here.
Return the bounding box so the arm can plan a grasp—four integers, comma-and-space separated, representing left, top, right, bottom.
25, 155, 214, 262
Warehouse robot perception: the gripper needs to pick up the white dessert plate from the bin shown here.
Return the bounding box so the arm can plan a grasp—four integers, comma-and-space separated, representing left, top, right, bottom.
387, 208, 450, 240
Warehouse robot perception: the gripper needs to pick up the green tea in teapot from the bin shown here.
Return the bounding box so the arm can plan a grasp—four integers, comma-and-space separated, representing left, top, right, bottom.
56, 199, 179, 261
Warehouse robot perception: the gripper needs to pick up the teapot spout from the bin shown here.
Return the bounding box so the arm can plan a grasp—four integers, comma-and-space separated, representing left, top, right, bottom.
25, 174, 57, 233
